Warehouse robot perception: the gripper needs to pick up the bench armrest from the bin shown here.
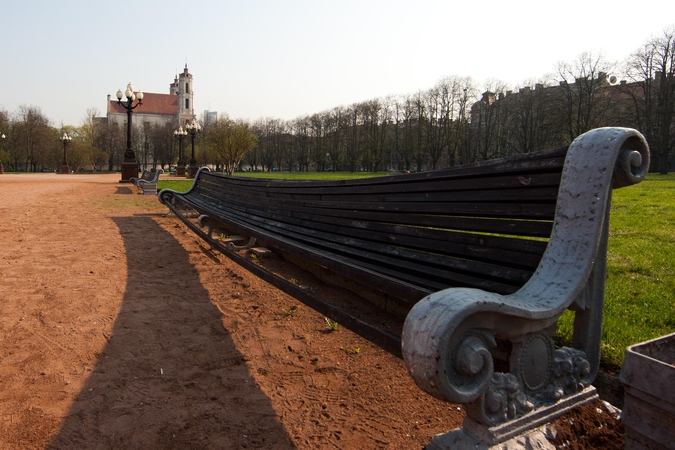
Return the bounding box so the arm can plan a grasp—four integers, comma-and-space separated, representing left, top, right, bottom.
402, 127, 649, 426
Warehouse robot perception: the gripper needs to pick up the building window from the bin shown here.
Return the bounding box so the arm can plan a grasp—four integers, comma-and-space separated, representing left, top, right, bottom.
186, 83, 189, 93
185, 99, 190, 110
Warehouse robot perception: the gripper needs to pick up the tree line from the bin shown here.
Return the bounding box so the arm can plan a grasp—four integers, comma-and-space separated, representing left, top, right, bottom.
1, 26, 673, 174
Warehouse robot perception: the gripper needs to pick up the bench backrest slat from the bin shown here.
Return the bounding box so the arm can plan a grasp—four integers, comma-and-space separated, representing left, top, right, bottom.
174, 148, 569, 305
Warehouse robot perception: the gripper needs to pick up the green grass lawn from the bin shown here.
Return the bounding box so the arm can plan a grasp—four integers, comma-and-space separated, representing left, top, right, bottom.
557, 173, 675, 369
159, 171, 675, 369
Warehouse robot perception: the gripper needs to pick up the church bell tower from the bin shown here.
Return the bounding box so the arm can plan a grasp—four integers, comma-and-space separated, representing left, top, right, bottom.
170, 64, 195, 126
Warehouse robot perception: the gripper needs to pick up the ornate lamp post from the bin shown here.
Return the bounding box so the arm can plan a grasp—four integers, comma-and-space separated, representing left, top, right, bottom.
116, 82, 144, 182
60, 132, 72, 174
185, 119, 201, 178
0, 133, 5, 174
173, 127, 188, 176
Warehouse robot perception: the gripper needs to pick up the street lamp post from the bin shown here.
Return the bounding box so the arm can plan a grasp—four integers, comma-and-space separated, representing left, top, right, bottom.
0, 133, 5, 174
60, 132, 72, 174
173, 127, 188, 176
185, 120, 201, 178
116, 82, 144, 182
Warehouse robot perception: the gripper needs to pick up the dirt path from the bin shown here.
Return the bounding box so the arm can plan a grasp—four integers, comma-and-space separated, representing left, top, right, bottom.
0, 174, 467, 449
0, 174, 626, 449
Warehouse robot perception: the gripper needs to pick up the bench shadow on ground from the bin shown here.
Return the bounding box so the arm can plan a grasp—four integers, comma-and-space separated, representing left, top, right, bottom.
114, 186, 134, 195
47, 216, 294, 449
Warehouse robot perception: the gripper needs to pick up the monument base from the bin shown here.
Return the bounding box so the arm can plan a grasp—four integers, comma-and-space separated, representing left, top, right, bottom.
120, 162, 139, 183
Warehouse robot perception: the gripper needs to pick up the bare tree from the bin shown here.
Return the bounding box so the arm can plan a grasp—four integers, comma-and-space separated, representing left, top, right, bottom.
293, 116, 311, 171
445, 77, 474, 166
12, 106, 52, 171
325, 106, 346, 171
256, 117, 285, 171
411, 91, 427, 170
552, 52, 615, 143
624, 26, 675, 173
0, 108, 10, 167
344, 103, 364, 172
360, 98, 391, 172
79, 108, 100, 147
393, 94, 416, 170
309, 111, 329, 172
502, 80, 558, 154
469, 79, 510, 161
95, 122, 124, 171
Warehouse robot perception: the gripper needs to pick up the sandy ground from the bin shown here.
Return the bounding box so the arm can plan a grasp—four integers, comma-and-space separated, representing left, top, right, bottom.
0, 173, 624, 449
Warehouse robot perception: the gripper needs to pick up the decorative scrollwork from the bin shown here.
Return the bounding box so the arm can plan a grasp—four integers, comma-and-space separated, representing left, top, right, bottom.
158, 189, 173, 205
466, 346, 592, 426
613, 145, 649, 189
467, 372, 534, 426
538, 347, 592, 404
444, 332, 497, 404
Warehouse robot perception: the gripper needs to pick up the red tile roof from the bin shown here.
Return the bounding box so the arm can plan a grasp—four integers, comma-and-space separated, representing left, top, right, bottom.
109, 92, 178, 116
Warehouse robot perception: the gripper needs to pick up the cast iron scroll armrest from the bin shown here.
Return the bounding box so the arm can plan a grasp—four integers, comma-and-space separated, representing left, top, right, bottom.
136, 169, 163, 186
401, 127, 649, 426
158, 167, 210, 206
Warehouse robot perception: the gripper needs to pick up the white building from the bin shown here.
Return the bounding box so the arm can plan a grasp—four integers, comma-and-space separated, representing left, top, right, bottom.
106, 64, 196, 128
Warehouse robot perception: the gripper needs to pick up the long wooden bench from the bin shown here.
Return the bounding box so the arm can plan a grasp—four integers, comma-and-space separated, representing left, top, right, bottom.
158, 127, 649, 444
130, 169, 163, 194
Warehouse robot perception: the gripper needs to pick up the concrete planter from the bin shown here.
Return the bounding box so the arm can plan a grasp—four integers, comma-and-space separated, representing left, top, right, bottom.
620, 332, 675, 449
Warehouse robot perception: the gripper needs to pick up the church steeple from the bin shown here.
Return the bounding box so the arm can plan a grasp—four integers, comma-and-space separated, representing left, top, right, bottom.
170, 64, 195, 126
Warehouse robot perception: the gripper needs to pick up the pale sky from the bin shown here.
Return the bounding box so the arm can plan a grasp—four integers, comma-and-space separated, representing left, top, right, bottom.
3, 0, 675, 127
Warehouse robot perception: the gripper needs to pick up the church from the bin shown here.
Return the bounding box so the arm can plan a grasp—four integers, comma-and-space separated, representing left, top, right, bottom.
106, 64, 196, 128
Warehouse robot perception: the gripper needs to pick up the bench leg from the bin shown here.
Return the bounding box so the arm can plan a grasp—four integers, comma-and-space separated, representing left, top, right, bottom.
228, 236, 257, 250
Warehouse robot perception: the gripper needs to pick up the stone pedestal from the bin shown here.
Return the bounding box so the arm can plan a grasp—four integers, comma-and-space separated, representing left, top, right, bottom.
120, 162, 138, 183
188, 163, 198, 179
61, 164, 69, 174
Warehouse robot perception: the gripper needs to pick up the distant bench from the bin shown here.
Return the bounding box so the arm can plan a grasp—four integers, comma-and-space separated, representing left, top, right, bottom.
158, 128, 649, 442
130, 169, 163, 194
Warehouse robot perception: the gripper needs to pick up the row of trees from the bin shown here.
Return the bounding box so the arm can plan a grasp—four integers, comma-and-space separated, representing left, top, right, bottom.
469, 27, 675, 174
237, 26, 675, 174
0, 106, 117, 173
0, 105, 259, 174
247, 77, 474, 173
1, 26, 673, 174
